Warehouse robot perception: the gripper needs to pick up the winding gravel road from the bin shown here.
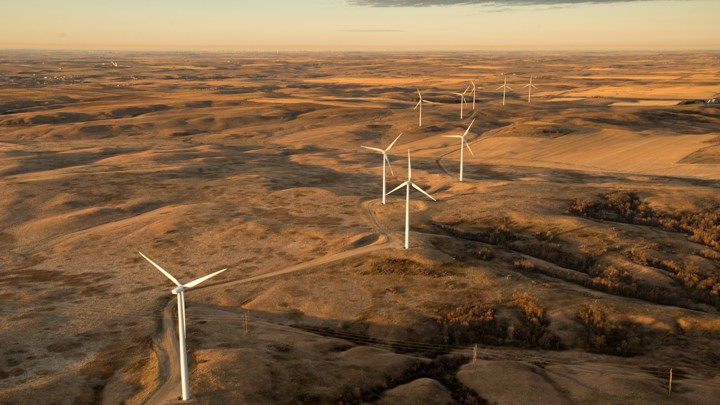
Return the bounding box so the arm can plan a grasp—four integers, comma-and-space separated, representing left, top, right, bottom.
146, 199, 400, 404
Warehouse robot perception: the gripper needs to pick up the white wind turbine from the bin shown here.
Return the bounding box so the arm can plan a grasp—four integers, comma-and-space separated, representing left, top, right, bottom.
361, 132, 403, 205
497, 74, 513, 106
139, 252, 227, 401
470, 80, 480, 110
523, 76, 538, 103
414, 88, 432, 127
387, 150, 436, 249
442, 119, 475, 182
454, 86, 470, 119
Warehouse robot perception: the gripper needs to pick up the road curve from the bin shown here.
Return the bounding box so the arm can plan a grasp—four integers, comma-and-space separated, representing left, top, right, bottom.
146, 199, 399, 404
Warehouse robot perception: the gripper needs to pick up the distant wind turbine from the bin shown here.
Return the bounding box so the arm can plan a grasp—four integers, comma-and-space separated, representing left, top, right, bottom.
523, 76, 538, 103
139, 252, 227, 402
110, 61, 118, 67
442, 119, 475, 182
361, 132, 402, 205
470, 80, 480, 110
454, 86, 470, 119
414, 89, 432, 127
387, 150, 436, 249
497, 74, 513, 106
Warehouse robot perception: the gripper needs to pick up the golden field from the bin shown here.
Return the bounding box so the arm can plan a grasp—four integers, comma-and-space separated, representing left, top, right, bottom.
1, 51, 719, 404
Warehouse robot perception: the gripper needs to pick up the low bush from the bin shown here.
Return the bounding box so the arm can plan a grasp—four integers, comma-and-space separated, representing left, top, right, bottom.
437, 302, 505, 346
569, 191, 720, 251
576, 301, 642, 356
512, 258, 535, 271
475, 246, 495, 261
510, 292, 562, 350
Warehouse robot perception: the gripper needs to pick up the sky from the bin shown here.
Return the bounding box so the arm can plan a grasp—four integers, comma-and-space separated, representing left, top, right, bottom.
1, 0, 718, 51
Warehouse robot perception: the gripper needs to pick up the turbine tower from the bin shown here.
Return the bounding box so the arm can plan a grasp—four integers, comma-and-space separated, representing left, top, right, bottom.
497, 74, 512, 106
387, 150, 436, 249
414, 88, 432, 127
361, 132, 403, 205
454, 86, 469, 119
442, 119, 475, 182
139, 252, 227, 401
523, 76, 538, 103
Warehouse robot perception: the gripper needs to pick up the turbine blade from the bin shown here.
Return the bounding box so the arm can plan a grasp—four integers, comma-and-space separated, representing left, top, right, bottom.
361, 146, 384, 153
423, 100, 432, 104
185, 268, 227, 289
471, 80, 475, 88
523, 84, 530, 88
463, 119, 475, 137
506, 86, 513, 91
411, 183, 436, 202
407, 150, 412, 180
465, 139, 475, 156
464, 86, 470, 94
139, 252, 181, 286
496, 85, 504, 90
386, 132, 403, 151
385, 154, 394, 176
387, 181, 408, 196
442, 135, 463, 138
414, 100, 421, 109
417, 88, 421, 98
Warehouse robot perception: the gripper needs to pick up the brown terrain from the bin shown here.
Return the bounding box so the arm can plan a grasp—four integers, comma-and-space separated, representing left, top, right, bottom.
0, 50, 719, 404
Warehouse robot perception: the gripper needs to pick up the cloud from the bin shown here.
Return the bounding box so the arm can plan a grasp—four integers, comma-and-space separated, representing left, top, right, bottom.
340, 29, 405, 32
350, 0, 648, 6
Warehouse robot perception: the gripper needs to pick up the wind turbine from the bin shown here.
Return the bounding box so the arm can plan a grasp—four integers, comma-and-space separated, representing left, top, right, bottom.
387, 150, 436, 249
454, 86, 469, 119
414, 88, 432, 127
470, 80, 480, 110
523, 76, 538, 103
442, 119, 475, 182
361, 132, 403, 205
139, 252, 227, 401
497, 74, 513, 106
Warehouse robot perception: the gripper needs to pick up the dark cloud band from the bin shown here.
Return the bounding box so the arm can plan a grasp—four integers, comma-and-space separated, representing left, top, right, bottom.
340, 29, 405, 32
350, 0, 647, 6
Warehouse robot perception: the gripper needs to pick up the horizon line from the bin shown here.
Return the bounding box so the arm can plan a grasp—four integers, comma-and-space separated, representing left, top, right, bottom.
2, 47, 720, 54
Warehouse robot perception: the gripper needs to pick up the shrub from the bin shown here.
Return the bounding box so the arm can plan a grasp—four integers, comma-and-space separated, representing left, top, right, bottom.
514, 241, 596, 273
576, 301, 642, 356
510, 292, 562, 350
476, 246, 495, 260
569, 192, 720, 252
512, 258, 535, 271
590, 265, 637, 294
533, 228, 557, 242
437, 302, 504, 346
490, 223, 516, 247
370, 258, 454, 278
